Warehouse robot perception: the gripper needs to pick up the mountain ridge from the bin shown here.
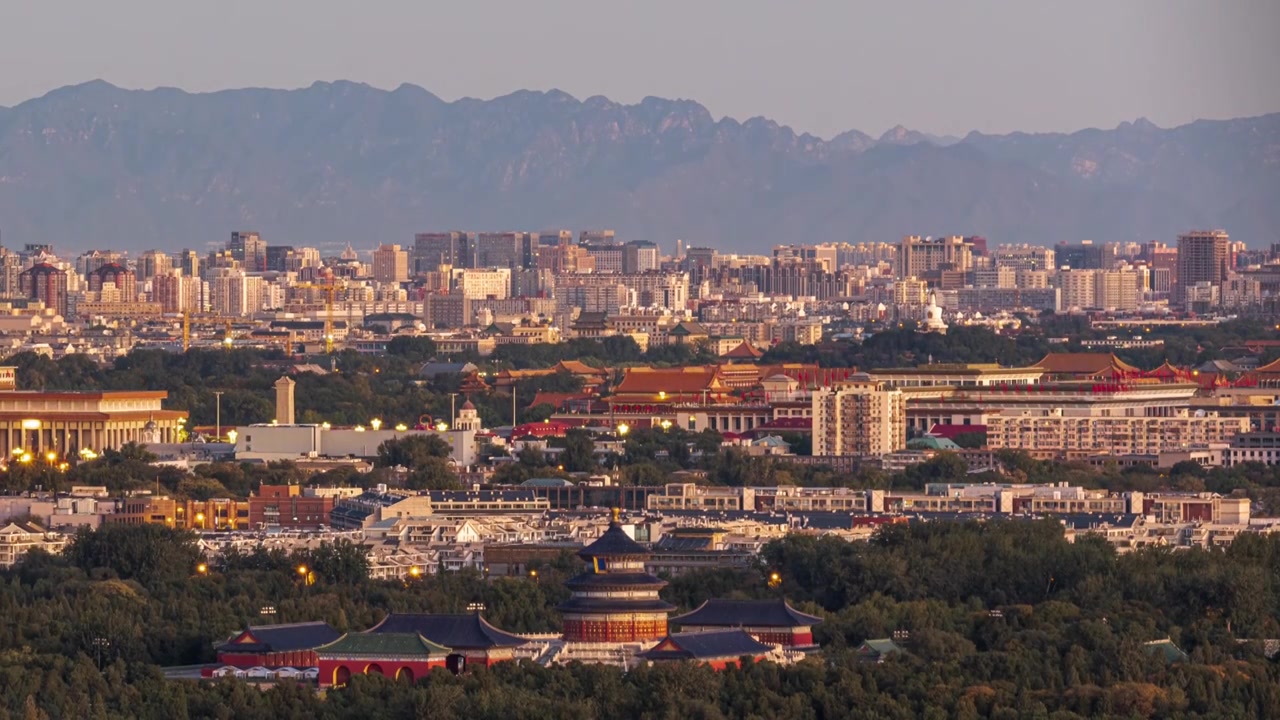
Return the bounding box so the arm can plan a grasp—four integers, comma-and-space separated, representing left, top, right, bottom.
0, 79, 1276, 253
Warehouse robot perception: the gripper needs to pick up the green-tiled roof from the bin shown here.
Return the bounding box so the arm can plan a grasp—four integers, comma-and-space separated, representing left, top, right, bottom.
858, 639, 902, 655
316, 632, 450, 657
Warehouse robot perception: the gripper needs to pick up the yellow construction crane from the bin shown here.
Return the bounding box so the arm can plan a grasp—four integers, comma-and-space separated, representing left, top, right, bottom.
325, 278, 336, 355
181, 311, 239, 352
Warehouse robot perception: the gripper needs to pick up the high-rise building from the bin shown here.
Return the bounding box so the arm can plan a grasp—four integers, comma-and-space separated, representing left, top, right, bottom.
265, 245, 295, 272
18, 263, 69, 315
75, 250, 125, 278
583, 241, 625, 273
812, 382, 907, 457
229, 231, 267, 272
896, 236, 973, 280
1176, 230, 1232, 307
208, 268, 265, 317
474, 233, 524, 269
1055, 240, 1114, 270
180, 249, 202, 280
88, 263, 137, 300
371, 244, 410, 283
452, 268, 512, 300
413, 232, 467, 273
995, 245, 1055, 272
152, 271, 204, 314
623, 241, 660, 274
1058, 269, 1097, 310
138, 250, 172, 283
1095, 269, 1139, 311
0, 250, 23, 297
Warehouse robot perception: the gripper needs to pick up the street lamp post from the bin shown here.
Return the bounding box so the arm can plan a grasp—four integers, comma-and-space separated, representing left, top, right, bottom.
213, 391, 224, 442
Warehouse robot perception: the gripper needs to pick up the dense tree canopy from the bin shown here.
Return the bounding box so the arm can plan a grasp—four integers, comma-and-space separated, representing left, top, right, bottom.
3, 522, 1280, 718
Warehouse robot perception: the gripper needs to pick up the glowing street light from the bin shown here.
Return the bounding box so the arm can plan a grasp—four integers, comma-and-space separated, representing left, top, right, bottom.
435, 421, 449, 432
616, 423, 629, 437
226, 429, 238, 444
321, 422, 331, 430
660, 419, 673, 431
354, 425, 366, 432
370, 418, 383, 431
394, 423, 408, 432
408, 566, 422, 578
45, 451, 58, 466
79, 448, 98, 461
11, 447, 23, 457
18, 453, 32, 465
196, 563, 209, 575
768, 572, 782, 588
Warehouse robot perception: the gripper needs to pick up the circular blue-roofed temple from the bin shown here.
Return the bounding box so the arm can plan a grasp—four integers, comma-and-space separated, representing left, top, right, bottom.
557, 512, 676, 643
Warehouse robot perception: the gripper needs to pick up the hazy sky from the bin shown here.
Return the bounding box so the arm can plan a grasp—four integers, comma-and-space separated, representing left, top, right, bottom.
1, 0, 1277, 138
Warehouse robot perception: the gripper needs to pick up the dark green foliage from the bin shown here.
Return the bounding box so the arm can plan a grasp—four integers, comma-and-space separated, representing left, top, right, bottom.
6, 523, 1280, 718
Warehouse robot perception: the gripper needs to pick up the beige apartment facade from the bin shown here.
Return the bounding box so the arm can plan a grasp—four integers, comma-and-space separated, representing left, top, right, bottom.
812, 382, 907, 457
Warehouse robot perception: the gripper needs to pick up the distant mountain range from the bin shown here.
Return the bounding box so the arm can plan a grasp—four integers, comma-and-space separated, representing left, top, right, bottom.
0, 80, 1276, 254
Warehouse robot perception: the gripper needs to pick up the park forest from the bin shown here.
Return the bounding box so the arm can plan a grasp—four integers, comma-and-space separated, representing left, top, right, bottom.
0, 521, 1277, 719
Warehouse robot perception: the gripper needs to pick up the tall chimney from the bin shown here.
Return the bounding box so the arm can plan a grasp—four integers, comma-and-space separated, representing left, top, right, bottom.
274, 376, 296, 425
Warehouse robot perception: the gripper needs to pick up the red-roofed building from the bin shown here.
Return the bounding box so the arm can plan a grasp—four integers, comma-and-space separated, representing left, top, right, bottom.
610, 367, 734, 409
1034, 353, 1141, 381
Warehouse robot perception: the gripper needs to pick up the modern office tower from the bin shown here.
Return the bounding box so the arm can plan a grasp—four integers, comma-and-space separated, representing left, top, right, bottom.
137, 250, 172, 283
180, 249, 202, 279
896, 236, 973, 279
264, 245, 295, 272
229, 231, 267, 272
371, 244, 410, 283
623, 241, 660, 274
413, 232, 467, 273
1055, 240, 1114, 270
1176, 230, 1232, 307
812, 382, 907, 457
474, 232, 524, 269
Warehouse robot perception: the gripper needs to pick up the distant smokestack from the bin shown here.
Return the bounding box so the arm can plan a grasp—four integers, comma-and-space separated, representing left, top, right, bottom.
274, 376, 296, 425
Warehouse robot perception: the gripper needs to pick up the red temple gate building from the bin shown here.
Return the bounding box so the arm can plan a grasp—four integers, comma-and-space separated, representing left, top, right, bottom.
212, 621, 341, 671
316, 633, 449, 688
670, 598, 822, 651
366, 613, 527, 668
557, 512, 675, 643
